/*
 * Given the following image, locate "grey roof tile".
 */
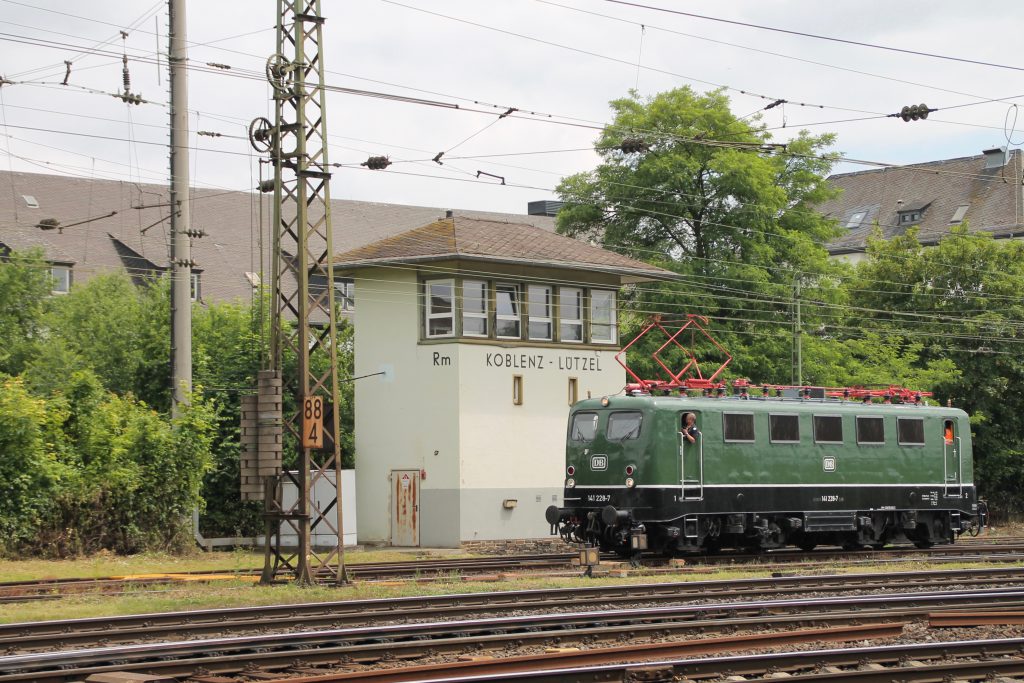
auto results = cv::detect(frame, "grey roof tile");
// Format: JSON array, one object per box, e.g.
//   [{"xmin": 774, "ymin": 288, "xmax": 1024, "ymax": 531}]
[{"xmin": 820, "ymin": 149, "xmax": 1024, "ymax": 254}]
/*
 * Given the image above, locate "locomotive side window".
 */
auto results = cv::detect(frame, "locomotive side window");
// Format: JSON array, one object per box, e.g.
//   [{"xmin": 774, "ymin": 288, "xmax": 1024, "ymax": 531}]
[
  {"xmin": 570, "ymin": 412, "xmax": 598, "ymax": 442},
  {"xmin": 607, "ymin": 411, "xmax": 643, "ymax": 441},
  {"xmin": 856, "ymin": 416, "xmax": 885, "ymax": 445},
  {"xmin": 897, "ymin": 417, "xmax": 925, "ymax": 446},
  {"xmin": 769, "ymin": 414, "xmax": 800, "ymax": 443},
  {"xmin": 813, "ymin": 415, "xmax": 843, "ymax": 444},
  {"xmin": 723, "ymin": 412, "xmax": 755, "ymax": 442}
]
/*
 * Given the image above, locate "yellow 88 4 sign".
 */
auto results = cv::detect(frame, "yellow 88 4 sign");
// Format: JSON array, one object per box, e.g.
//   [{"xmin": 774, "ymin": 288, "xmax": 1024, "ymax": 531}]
[{"xmin": 302, "ymin": 396, "xmax": 324, "ymax": 449}]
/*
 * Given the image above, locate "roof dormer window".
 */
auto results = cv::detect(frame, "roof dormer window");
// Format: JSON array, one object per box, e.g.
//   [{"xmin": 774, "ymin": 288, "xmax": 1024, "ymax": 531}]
[
  {"xmin": 896, "ymin": 199, "xmax": 931, "ymax": 226},
  {"xmin": 845, "ymin": 211, "xmax": 867, "ymax": 229},
  {"xmin": 898, "ymin": 210, "xmax": 922, "ymax": 224}
]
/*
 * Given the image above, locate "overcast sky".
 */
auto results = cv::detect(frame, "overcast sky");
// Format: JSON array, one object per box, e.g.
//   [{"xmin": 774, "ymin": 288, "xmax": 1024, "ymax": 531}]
[{"xmin": 0, "ymin": 0, "xmax": 1021, "ymax": 216}]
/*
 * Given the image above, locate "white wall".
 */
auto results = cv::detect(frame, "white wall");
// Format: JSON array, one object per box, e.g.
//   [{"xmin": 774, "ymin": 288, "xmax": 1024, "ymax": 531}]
[
  {"xmin": 353, "ymin": 268, "xmax": 461, "ymax": 545},
  {"xmin": 456, "ymin": 344, "xmax": 623, "ymax": 540}
]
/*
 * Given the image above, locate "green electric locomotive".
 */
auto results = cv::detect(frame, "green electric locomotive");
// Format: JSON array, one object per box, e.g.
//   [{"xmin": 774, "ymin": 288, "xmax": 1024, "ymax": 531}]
[{"xmin": 545, "ymin": 392, "xmax": 980, "ymax": 555}]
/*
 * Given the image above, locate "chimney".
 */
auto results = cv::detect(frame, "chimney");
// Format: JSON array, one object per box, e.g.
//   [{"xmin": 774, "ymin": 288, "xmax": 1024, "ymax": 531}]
[
  {"xmin": 527, "ymin": 200, "xmax": 564, "ymax": 217},
  {"xmin": 444, "ymin": 209, "xmax": 453, "ymax": 219},
  {"xmin": 983, "ymin": 146, "xmax": 1008, "ymax": 169}
]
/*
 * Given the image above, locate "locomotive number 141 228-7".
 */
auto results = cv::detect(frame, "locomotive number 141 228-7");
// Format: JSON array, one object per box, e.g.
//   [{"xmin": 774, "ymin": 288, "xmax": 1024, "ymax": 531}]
[{"xmin": 585, "ymin": 493, "xmax": 612, "ymax": 503}]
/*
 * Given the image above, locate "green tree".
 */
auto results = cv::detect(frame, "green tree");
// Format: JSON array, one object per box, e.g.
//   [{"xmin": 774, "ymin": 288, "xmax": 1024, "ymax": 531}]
[
  {"xmin": 0, "ymin": 249, "xmax": 52, "ymax": 375},
  {"xmin": 850, "ymin": 225, "xmax": 1024, "ymax": 513},
  {"xmin": 0, "ymin": 376, "xmax": 68, "ymax": 549},
  {"xmin": 556, "ymin": 87, "xmax": 844, "ymax": 384}
]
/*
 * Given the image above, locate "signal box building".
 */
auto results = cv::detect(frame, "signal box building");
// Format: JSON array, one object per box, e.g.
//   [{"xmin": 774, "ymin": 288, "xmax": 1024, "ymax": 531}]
[{"xmin": 334, "ymin": 216, "xmax": 672, "ymax": 547}]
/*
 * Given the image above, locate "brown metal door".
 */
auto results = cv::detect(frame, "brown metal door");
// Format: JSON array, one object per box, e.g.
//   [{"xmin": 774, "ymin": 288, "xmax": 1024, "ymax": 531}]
[{"xmin": 391, "ymin": 469, "xmax": 420, "ymax": 547}]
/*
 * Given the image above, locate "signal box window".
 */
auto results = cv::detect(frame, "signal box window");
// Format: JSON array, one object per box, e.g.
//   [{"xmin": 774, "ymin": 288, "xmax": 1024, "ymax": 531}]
[
  {"xmin": 527, "ymin": 284, "xmax": 553, "ymax": 340},
  {"xmin": 723, "ymin": 412, "xmax": 755, "ymax": 442},
  {"xmin": 856, "ymin": 416, "xmax": 885, "ymax": 445},
  {"xmin": 462, "ymin": 280, "xmax": 488, "ymax": 337},
  {"xmin": 813, "ymin": 415, "xmax": 843, "ymax": 444},
  {"xmin": 590, "ymin": 290, "xmax": 617, "ymax": 344},
  {"xmin": 495, "ymin": 283, "xmax": 521, "ymax": 339},
  {"xmin": 769, "ymin": 414, "xmax": 800, "ymax": 443},
  {"xmin": 559, "ymin": 287, "xmax": 584, "ymax": 342},
  {"xmin": 570, "ymin": 412, "xmax": 598, "ymax": 442},
  {"xmin": 607, "ymin": 411, "xmax": 642, "ymax": 441},
  {"xmin": 425, "ymin": 279, "xmax": 455, "ymax": 337},
  {"xmin": 897, "ymin": 417, "xmax": 925, "ymax": 446}
]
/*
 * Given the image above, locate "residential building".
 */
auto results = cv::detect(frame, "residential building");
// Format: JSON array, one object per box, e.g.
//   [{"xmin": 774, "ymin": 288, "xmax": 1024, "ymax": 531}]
[{"xmin": 820, "ymin": 147, "xmax": 1024, "ymax": 263}]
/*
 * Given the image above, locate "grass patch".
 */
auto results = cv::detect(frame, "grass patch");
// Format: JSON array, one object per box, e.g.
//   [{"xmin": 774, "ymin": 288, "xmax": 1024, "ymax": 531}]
[{"xmin": 0, "ymin": 548, "xmax": 478, "ymax": 583}]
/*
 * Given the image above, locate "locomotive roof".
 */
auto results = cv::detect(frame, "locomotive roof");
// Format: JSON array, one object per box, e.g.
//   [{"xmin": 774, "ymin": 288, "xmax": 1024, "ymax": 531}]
[{"xmin": 573, "ymin": 394, "xmax": 968, "ymax": 418}]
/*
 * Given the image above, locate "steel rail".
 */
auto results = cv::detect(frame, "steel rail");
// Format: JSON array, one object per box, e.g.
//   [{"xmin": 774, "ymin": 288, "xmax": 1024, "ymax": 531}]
[
  {"xmin": 4, "ymin": 588, "xmax": 1024, "ymax": 679},
  {"xmin": 335, "ymin": 636, "xmax": 1024, "ymax": 683},
  {"xmin": 4, "ymin": 566, "xmax": 1024, "ymax": 651}
]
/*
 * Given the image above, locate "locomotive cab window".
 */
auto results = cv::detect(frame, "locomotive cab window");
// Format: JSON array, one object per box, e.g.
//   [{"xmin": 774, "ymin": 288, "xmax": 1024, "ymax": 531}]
[
  {"xmin": 769, "ymin": 414, "xmax": 800, "ymax": 443},
  {"xmin": 856, "ymin": 416, "xmax": 885, "ymax": 445},
  {"xmin": 607, "ymin": 411, "xmax": 642, "ymax": 441},
  {"xmin": 570, "ymin": 412, "xmax": 598, "ymax": 442},
  {"xmin": 897, "ymin": 417, "xmax": 925, "ymax": 446},
  {"xmin": 813, "ymin": 415, "xmax": 843, "ymax": 444},
  {"xmin": 723, "ymin": 412, "xmax": 755, "ymax": 442}
]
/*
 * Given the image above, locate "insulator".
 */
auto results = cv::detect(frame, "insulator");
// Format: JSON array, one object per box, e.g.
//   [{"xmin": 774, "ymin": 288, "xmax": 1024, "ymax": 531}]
[
  {"xmin": 619, "ymin": 137, "xmax": 647, "ymax": 154},
  {"xmin": 361, "ymin": 155, "xmax": 391, "ymax": 170},
  {"xmin": 122, "ymin": 54, "xmax": 131, "ymax": 91},
  {"xmin": 900, "ymin": 103, "xmax": 930, "ymax": 122},
  {"xmin": 258, "ymin": 179, "xmax": 276, "ymax": 193},
  {"xmin": 182, "ymin": 228, "xmax": 207, "ymax": 239}
]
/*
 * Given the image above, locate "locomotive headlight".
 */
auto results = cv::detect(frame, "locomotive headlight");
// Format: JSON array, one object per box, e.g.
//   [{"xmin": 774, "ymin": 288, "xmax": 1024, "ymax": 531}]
[
  {"xmin": 625, "ymin": 477, "xmax": 635, "ymax": 488},
  {"xmin": 625, "ymin": 465, "xmax": 635, "ymax": 476},
  {"xmin": 566, "ymin": 478, "xmax": 576, "ymax": 488},
  {"xmin": 566, "ymin": 465, "xmax": 575, "ymax": 476}
]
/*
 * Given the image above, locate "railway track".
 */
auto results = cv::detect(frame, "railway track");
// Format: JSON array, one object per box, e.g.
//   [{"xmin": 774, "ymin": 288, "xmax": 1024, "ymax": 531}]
[
  {"xmin": 0, "ymin": 553, "xmax": 579, "ymax": 601},
  {"xmin": 4, "ymin": 566, "xmax": 1024, "ymax": 652},
  {"xmin": 6, "ymin": 586, "xmax": 1024, "ymax": 681},
  {"xmin": 342, "ymin": 636, "xmax": 1024, "ymax": 682},
  {"xmin": 3, "ymin": 538, "xmax": 1023, "ymax": 603}
]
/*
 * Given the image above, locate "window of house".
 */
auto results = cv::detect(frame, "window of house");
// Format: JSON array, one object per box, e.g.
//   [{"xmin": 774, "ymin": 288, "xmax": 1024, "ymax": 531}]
[
  {"xmin": 723, "ymin": 412, "xmax": 755, "ymax": 442},
  {"xmin": 950, "ymin": 204, "xmax": 969, "ymax": 223},
  {"xmin": 813, "ymin": 415, "xmax": 843, "ymax": 443},
  {"xmin": 899, "ymin": 210, "xmax": 922, "ymax": 224},
  {"xmin": 570, "ymin": 411, "xmax": 597, "ymax": 441},
  {"xmin": 845, "ymin": 211, "xmax": 867, "ymax": 229},
  {"xmin": 335, "ymin": 280, "xmax": 355, "ymax": 310},
  {"xmin": 425, "ymin": 279, "xmax": 455, "ymax": 338},
  {"xmin": 607, "ymin": 411, "xmax": 642, "ymax": 440},
  {"xmin": 245, "ymin": 271, "xmax": 261, "ymax": 289},
  {"xmin": 897, "ymin": 417, "xmax": 925, "ymax": 446},
  {"xmin": 590, "ymin": 289, "xmax": 616, "ymax": 343},
  {"xmin": 769, "ymin": 413, "xmax": 800, "ymax": 443},
  {"xmin": 496, "ymin": 283, "xmax": 521, "ymax": 339},
  {"xmin": 50, "ymin": 265, "xmax": 70, "ymax": 294},
  {"xmin": 559, "ymin": 287, "xmax": 583, "ymax": 342},
  {"xmin": 462, "ymin": 280, "xmax": 488, "ymax": 337},
  {"xmin": 568, "ymin": 377, "xmax": 579, "ymax": 405},
  {"xmin": 527, "ymin": 284, "xmax": 553, "ymax": 340},
  {"xmin": 512, "ymin": 374, "xmax": 523, "ymax": 405},
  {"xmin": 856, "ymin": 416, "xmax": 885, "ymax": 444},
  {"xmin": 190, "ymin": 272, "xmax": 201, "ymax": 301}
]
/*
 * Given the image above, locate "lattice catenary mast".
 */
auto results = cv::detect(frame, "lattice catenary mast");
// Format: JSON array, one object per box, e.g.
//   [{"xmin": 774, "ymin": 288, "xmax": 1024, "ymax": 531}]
[{"xmin": 245, "ymin": 0, "xmax": 346, "ymax": 585}]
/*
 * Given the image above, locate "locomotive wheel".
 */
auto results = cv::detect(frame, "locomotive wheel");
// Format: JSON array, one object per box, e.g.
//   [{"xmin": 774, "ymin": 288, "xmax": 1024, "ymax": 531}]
[{"xmin": 914, "ymin": 540, "xmax": 934, "ymax": 549}]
